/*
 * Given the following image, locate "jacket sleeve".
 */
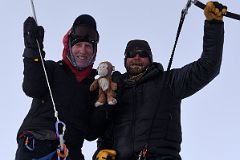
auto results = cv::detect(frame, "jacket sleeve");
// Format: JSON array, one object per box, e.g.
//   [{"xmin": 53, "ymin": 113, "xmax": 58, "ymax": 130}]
[
  {"xmin": 92, "ymin": 122, "xmax": 115, "ymax": 160},
  {"xmin": 22, "ymin": 56, "xmax": 54, "ymax": 99},
  {"xmin": 169, "ymin": 20, "xmax": 224, "ymax": 99},
  {"xmin": 85, "ymin": 104, "xmax": 114, "ymax": 141}
]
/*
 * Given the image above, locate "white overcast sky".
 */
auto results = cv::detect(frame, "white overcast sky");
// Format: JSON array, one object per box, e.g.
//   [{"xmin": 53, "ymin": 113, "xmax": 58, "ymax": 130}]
[{"xmin": 0, "ymin": 0, "xmax": 239, "ymax": 159}]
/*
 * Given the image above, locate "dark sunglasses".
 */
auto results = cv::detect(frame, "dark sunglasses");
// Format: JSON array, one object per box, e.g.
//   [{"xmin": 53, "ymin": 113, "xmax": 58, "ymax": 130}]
[{"xmin": 125, "ymin": 50, "xmax": 149, "ymax": 58}]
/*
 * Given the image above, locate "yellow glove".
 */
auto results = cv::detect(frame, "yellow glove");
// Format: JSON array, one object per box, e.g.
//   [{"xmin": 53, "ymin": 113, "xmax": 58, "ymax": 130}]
[
  {"xmin": 204, "ymin": 1, "xmax": 227, "ymax": 21},
  {"xmin": 96, "ymin": 149, "xmax": 117, "ymax": 160}
]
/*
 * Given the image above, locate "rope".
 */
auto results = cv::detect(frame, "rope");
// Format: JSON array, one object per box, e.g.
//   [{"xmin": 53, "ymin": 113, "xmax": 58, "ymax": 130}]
[
  {"xmin": 29, "ymin": 0, "xmax": 66, "ymax": 152},
  {"xmin": 35, "ymin": 40, "xmax": 60, "ymax": 121}
]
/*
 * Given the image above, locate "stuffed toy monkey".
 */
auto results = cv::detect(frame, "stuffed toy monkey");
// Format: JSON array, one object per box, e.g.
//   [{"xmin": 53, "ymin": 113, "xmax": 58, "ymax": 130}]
[{"xmin": 90, "ymin": 61, "xmax": 117, "ymax": 107}]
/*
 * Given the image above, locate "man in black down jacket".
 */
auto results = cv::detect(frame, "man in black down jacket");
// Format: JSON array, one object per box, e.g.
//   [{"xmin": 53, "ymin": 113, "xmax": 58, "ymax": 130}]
[
  {"xmin": 15, "ymin": 14, "xmax": 111, "ymax": 160},
  {"xmin": 94, "ymin": 2, "xmax": 226, "ymax": 160}
]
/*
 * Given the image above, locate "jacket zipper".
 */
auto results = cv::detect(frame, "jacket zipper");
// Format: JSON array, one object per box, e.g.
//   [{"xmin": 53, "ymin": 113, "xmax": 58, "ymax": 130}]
[{"xmin": 131, "ymin": 86, "xmax": 137, "ymax": 157}]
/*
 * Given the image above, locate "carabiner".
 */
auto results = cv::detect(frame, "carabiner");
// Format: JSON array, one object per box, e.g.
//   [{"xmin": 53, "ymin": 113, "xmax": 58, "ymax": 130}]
[
  {"xmin": 24, "ymin": 136, "xmax": 35, "ymax": 151},
  {"xmin": 55, "ymin": 121, "xmax": 66, "ymax": 150}
]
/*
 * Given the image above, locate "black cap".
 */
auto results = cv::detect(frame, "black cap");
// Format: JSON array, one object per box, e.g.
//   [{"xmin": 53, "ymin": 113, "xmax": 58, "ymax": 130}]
[
  {"xmin": 72, "ymin": 14, "xmax": 97, "ymax": 30},
  {"xmin": 70, "ymin": 14, "xmax": 99, "ymax": 46},
  {"xmin": 124, "ymin": 39, "xmax": 153, "ymax": 63}
]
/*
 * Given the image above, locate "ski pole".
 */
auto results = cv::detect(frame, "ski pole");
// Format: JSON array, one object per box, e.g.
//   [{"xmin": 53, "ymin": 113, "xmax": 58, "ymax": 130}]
[{"xmin": 192, "ymin": 0, "xmax": 240, "ymax": 21}]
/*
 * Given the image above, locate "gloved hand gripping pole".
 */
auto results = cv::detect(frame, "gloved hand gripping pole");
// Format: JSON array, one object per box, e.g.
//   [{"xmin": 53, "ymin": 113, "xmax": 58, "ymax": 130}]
[{"xmin": 192, "ymin": 0, "xmax": 240, "ymax": 21}]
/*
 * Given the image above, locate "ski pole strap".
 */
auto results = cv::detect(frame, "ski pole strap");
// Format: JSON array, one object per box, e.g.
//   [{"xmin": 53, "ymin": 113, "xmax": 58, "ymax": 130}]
[{"xmin": 193, "ymin": 0, "xmax": 240, "ymax": 21}]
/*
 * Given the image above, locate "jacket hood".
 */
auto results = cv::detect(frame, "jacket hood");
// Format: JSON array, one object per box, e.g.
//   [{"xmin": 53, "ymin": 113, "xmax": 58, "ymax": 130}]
[
  {"xmin": 62, "ymin": 30, "xmax": 93, "ymax": 82},
  {"xmin": 62, "ymin": 30, "xmax": 71, "ymax": 61},
  {"xmin": 152, "ymin": 62, "xmax": 164, "ymax": 72}
]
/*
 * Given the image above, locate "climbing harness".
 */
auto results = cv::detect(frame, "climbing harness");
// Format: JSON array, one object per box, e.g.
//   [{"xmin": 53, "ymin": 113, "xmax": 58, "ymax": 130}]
[
  {"xmin": 29, "ymin": 0, "xmax": 68, "ymax": 159},
  {"xmin": 24, "ymin": 135, "xmax": 35, "ymax": 151},
  {"xmin": 57, "ymin": 144, "xmax": 69, "ymax": 160},
  {"xmin": 138, "ymin": 144, "xmax": 148, "ymax": 160}
]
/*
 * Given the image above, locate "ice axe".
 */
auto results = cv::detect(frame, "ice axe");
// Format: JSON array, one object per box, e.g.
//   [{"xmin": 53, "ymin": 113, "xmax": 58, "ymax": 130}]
[{"xmin": 167, "ymin": 0, "xmax": 239, "ymax": 71}]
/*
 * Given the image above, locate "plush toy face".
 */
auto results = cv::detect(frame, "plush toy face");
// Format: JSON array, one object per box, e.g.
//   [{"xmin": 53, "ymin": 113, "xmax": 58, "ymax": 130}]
[{"xmin": 97, "ymin": 61, "xmax": 114, "ymax": 77}]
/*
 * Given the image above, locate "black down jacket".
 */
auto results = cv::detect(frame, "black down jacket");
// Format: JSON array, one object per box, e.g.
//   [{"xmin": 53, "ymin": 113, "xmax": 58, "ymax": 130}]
[
  {"xmin": 96, "ymin": 21, "xmax": 224, "ymax": 160},
  {"xmin": 17, "ymin": 58, "xmax": 109, "ymax": 149}
]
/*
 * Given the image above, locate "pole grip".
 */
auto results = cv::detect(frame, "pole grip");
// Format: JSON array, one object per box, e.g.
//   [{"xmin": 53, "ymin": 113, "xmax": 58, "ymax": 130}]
[{"xmin": 193, "ymin": 0, "xmax": 240, "ymax": 21}]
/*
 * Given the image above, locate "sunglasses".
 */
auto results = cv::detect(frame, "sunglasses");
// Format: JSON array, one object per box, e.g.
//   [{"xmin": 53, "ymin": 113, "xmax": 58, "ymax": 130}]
[{"xmin": 125, "ymin": 50, "xmax": 149, "ymax": 58}]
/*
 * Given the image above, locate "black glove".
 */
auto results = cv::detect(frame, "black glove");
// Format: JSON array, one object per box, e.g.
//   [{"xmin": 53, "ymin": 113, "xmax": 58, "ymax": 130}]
[
  {"xmin": 112, "ymin": 71, "xmax": 124, "ymax": 100},
  {"xmin": 23, "ymin": 17, "xmax": 44, "ymax": 50},
  {"xmin": 23, "ymin": 17, "xmax": 45, "ymax": 59}
]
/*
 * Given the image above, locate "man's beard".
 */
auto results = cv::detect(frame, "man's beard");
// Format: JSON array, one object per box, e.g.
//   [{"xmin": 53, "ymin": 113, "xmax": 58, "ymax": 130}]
[{"xmin": 126, "ymin": 62, "xmax": 148, "ymax": 76}]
